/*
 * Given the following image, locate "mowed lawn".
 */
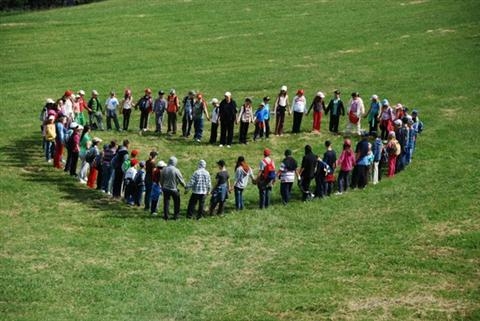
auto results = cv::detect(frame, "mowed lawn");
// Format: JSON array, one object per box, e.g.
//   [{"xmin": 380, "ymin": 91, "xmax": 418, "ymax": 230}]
[{"xmin": 0, "ymin": 0, "xmax": 479, "ymax": 320}]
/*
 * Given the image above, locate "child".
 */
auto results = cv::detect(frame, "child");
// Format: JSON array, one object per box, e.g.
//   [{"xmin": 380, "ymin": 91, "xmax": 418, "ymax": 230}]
[
  {"xmin": 150, "ymin": 160, "xmax": 166, "ymax": 216},
  {"xmin": 153, "ymin": 90, "xmax": 166, "ymax": 134},
  {"xmin": 386, "ymin": 131, "xmax": 400, "ymax": 177},
  {"xmin": 371, "ymin": 132, "xmax": 383, "ymax": 185},
  {"xmin": 210, "ymin": 160, "xmax": 230, "ymax": 215},
  {"xmin": 86, "ymin": 137, "xmax": 102, "ymax": 188},
  {"xmin": 185, "ymin": 160, "xmax": 212, "ymax": 219},
  {"xmin": 263, "ymin": 96, "xmax": 271, "ymax": 138},
  {"xmin": 44, "ymin": 115, "xmax": 56, "ymax": 163},
  {"xmin": 233, "ymin": 156, "xmax": 255, "ymax": 210},
  {"xmin": 209, "ymin": 98, "xmax": 220, "ymax": 144},
  {"xmin": 257, "ymin": 149, "xmax": 276, "ymax": 208},
  {"xmin": 379, "ymin": 99, "xmax": 394, "ymax": 140},
  {"xmin": 237, "ymin": 97, "xmax": 253, "ymax": 144},
  {"xmin": 54, "ymin": 115, "xmax": 67, "ymax": 169},
  {"xmin": 323, "ymin": 140, "xmax": 337, "ymax": 196},
  {"xmin": 120, "ymin": 89, "xmax": 133, "ymax": 131},
  {"xmin": 105, "ymin": 91, "xmax": 121, "ymax": 131},
  {"xmin": 124, "ymin": 159, "xmax": 139, "ymax": 205},
  {"xmin": 335, "ymin": 139, "xmax": 356, "ymax": 195},
  {"xmin": 277, "ymin": 149, "xmax": 298, "ymax": 205},
  {"xmin": 290, "ymin": 89, "xmax": 307, "ymax": 134},
  {"xmin": 274, "ymin": 85, "xmax": 289, "ymax": 136},
  {"xmin": 307, "ymin": 91, "xmax": 325, "ymax": 133},
  {"xmin": 134, "ymin": 161, "xmax": 146, "ymax": 207},
  {"xmin": 314, "ymin": 156, "xmax": 330, "ymax": 198},
  {"xmin": 253, "ymin": 102, "xmax": 268, "ymax": 141},
  {"xmin": 366, "ymin": 94, "xmax": 381, "ymax": 134}
]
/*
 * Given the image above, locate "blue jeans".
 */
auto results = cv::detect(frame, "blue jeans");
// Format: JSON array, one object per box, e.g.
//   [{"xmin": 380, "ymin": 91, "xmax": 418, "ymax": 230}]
[
  {"xmin": 234, "ymin": 187, "xmax": 244, "ymax": 210},
  {"xmin": 338, "ymin": 170, "xmax": 350, "ymax": 193},
  {"xmin": 258, "ymin": 184, "xmax": 271, "ymax": 209},
  {"xmin": 144, "ymin": 182, "xmax": 152, "ymax": 210},
  {"xmin": 101, "ymin": 163, "xmax": 112, "ymax": 192},
  {"xmin": 280, "ymin": 182, "xmax": 293, "ymax": 205},
  {"xmin": 136, "ymin": 185, "xmax": 145, "ymax": 206},
  {"xmin": 45, "ymin": 140, "xmax": 55, "ymax": 161},
  {"xmin": 193, "ymin": 118, "xmax": 204, "ymax": 140},
  {"xmin": 106, "ymin": 110, "xmax": 120, "ymax": 130}
]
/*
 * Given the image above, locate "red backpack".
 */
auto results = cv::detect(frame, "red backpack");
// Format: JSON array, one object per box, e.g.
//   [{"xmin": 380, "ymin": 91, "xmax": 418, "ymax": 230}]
[{"xmin": 262, "ymin": 158, "xmax": 276, "ymax": 181}]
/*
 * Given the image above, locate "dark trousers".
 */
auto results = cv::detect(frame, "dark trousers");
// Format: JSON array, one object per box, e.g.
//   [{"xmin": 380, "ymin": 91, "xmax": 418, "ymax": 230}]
[
  {"xmin": 64, "ymin": 147, "xmax": 72, "ymax": 173},
  {"xmin": 292, "ymin": 111, "xmax": 303, "ymax": 133},
  {"xmin": 220, "ymin": 121, "xmax": 234, "ymax": 145},
  {"xmin": 338, "ymin": 170, "xmax": 350, "ymax": 193},
  {"xmin": 258, "ymin": 185, "xmax": 272, "ymax": 209},
  {"xmin": 193, "ymin": 118, "xmax": 203, "ymax": 140},
  {"xmin": 253, "ymin": 122, "xmax": 264, "ymax": 140},
  {"xmin": 357, "ymin": 165, "xmax": 369, "ymax": 189},
  {"xmin": 139, "ymin": 109, "xmax": 149, "ymax": 130},
  {"xmin": 122, "ymin": 109, "xmax": 131, "ymax": 130},
  {"xmin": 101, "ymin": 163, "xmax": 112, "ymax": 192},
  {"xmin": 239, "ymin": 121, "xmax": 249, "ymax": 144},
  {"xmin": 265, "ymin": 119, "xmax": 270, "ymax": 138},
  {"xmin": 368, "ymin": 118, "xmax": 379, "ymax": 134},
  {"xmin": 182, "ymin": 114, "xmax": 193, "ymax": 137},
  {"xmin": 329, "ymin": 115, "xmax": 340, "ymax": 133},
  {"xmin": 187, "ymin": 193, "xmax": 206, "ymax": 219},
  {"xmin": 163, "ymin": 189, "xmax": 180, "ymax": 220},
  {"xmin": 350, "ymin": 166, "xmax": 359, "ymax": 189},
  {"xmin": 167, "ymin": 112, "xmax": 177, "ymax": 134},
  {"xmin": 209, "ymin": 122, "xmax": 219, "ymax": 144},
  {"xmin": 280, "ymin": 182, "xmax": 293, "ymax": 205},
  {"xmin": 107, "ymin": 111, "xmax": 120, "ymax": 130},
  {"xmin": 301, "ymin": 176, "xmax": 312, "ymax": 201},
  {"xmin": 275, "ymin": 108, "xmax": 286, "ymax": 135},
  {"xmin": 112, "ymin": 167, "xmax": 124, "ymax": 198},
  {"xmin": 315, "ymin": 176, "xmax": 326, "ymax": 198},
  {"xmin": 96, "ymin": 165, "xmax": 103, "ymax": 190},
  {"xmin": 69, "ymin": 151, "xmax": 79, "ymax": 176},
  {"xmin": 144, "ymin": 182, "xmax": 152, "ymax": 210}
]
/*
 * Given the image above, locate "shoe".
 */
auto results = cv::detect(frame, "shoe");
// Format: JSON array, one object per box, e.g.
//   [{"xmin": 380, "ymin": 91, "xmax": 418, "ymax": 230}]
[
  {"xmin": 79, "ymin": 179, "xmax": 87, "ymax": 184},
  {"xmin": 226, "ymin": 145, "xmax": 231, "ymax": 148},
  {"xmin": 152, "ymin": 212, "xmax": 158, "ymax": 216},
  {"xmin": 334, "ymin": 192, "xmax": 343, "ymax": 195},
  {"xmin": 195, "ymin": 139, "xmax": 201, "ymax": 143},
  {"xmin": 219, "ymin": 144, "xmax": 223, "ymax": 147}
]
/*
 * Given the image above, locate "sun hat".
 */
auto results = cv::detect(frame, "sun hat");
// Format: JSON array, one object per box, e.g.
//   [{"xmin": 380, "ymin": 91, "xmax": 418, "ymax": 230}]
[
  {"xmin": 343, "ymin": 138, "xmax": 352, "ymax": 147},
  {"xmin": 92, "ymin": 137, "xmax": 102, "ymax": 144},
  {"xmin": 75, "ymin": 94, "xmax": 80, "ymax": 99},
  {"xmin": 280, "ymin": 85, "xmax": 287, "ymax": 92},
  {"xmin": 412, "ymin": 109, "xmax": 418, "ymax": 115},
  {"xmin": 224, "ymin": 91, "xmax": 232, "ymax": 97},
  {"xmin": 189, "ymin": 90, "xmax": 196, "ymax": 96},
  {"xmin": 263, "ymin": 96, "xmax": 270, "ymax": 101},
  {"xmin": 131, "ymin": 149, "xmax": 139, "ymax": 157},
  {"xmin": 64, "ymin": 90, "xmax": 73, "ymax": 97},
  {"xmin": 77, "ymin": 125, "xmax": 84, "ymax": 131},
  {"xmin": 211, "ymin": 98, "xmax": 219, "ymax": 104},
  {"xmin": 47, "ymin": 109, "xmax": 57, "ymax": 116},
  {"xmin": 198, "ymin": 159, "xmax": 207, "ymax": 168},
  {"xmin": 139, "ymin": 161, "xmax": 146, "ymax": 168},
  {"xmin": 78, "ymin": 90, "xmax": 85, "ymax": 96},
  {"xmin": 395, "ymin": 103, "xmax": 403, "ymax": 109},
  {"xmin": 316, "ymin": 91, "xmax": 325, "ymax": 98},
  {"xmin": 170, "ymin": 89, "xmax": 176, "ymax": 95},
  {"xmin": 92, "ymin": 90, "xmax": 98, "ymax": 96},
  {"xmin": 46, "ymin": 98, "xmax": 55, "ymax": 104},
  {"xmin": 158, "ymin": 90, "xmax": 165, "ymax": 95},
  {"xmin": 156, "ymin": 160, "xmax": 167, "ymax": 168},
  {"xmin": 394, "ymin": 119, "xmax": 402, "ymax": 126},
  {"xmin": 263, "ymin": 148, "xmax": 271, "ymax": 156},
  {"xmin": 382, "ymin": 99, "xmax": 389, "ymax": 106},
  {"xmin": 69, "ymin": 121, "xmax": 78, "ymax": 129},
  {"xmin": 388, "ymin": 131, "xmax": 396, "ymax": 138},
  {"xmin": 371, "ymin": 94, "xmax": 379, "ymax": 100}
]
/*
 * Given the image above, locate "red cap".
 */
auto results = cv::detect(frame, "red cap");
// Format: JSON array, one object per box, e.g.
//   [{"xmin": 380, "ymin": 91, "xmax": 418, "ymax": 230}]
[
  {"xmin": 64, "ymin": 90, "xmax": 73, "ymax": 97},
  {"xmin": 130, "ymin": 159, "xmax": 139, "ymax": 167},
  {"xmin": 263, "ymin": 148, "xmax": 271, "ymax": 156},
  {"xmin": 297, "ymin": 89, "xmax": 304, "ymax": 96},
  {"xmin": 131, "ymin": 149, "xmax": 139, "ymax": 157}
]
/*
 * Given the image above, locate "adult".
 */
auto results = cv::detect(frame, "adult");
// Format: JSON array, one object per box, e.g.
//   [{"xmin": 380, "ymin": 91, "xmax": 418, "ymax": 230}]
[
  {"xmin": 256, "ymin": 149, "xmax": 275, "ymax": 209},
  {"xmin": 237, "ymin": 97, "xmax": 253, "ymax": 144},
  {"xmin": 153, "ymin": 90, "xmax": 167, "ymax": 134},
  {"xmin": 180, "ymin": 90, "xmax": 195, "ymax": 137},
  {"xmin": 366, "ymin": 94, "xmax": 381, "ymax": 134},
  {"xmin": 210, "ymin": 160, "xmax": 230, "ymax": 215},
  {"xmin": 307, "ymin": 91, "xmax": 325, "ymax": 133},
  {"xmin": 166, "ymin": 89, "xmax": 179, "ymax": 135},
  {"xmin": 325, "ymin": 89, "xmax": 345, "ymax": 134},
  {"xmin": 160, "ymin": 156, "xmax": 186, "ymax": 220},
  {"xmin": 274, "ymin": 85, "xmax": 289, "ymax": 136},
  {"xmin": 218, "ymin": 91, "xmax": 237, "ymax": 147},
  {"xmin": 186, "ymin": 160, "xmax": 211, "ymax": 219},
  {"xmin": 136, "ymin": 88, "xmax": 153, "ymax": 132},
  {"xmin": 386, "ymin": 131, "xmax": 400, "ymax": 177},
  {"xmin": 354, "ymin": 132, "xmax": 371, "ymax": 189},
  {"xmin": 120, "ymin": 88, "xmax": 133, "ymax": 131},
  {"xmin": 63, "ymin": 90, "xmax": 75, "ymax": 122},
  {"xmin": 299, "ymin": 145, "xmax": 317, "ymax": 201},
  {"xmin": 63, "ymin": 122, "xmax": 78, "ymax": 174},
  {"xmin": 278, "ymin": 149, "xmax": 298, "ymax": 205},
  {"xmin": 150, "ymin": 160, "xmax": 166, "ymax": 216},
  {"xmin": 101, "ymin": 140, "xmax": 117, "ymax": 193},
  {"xmin": 69, "ymin": 125, "xmax": 83, "ymax": 177},
  {"xmin": 112, "ymin": 139, "xmax": 130, "ymax": 198},
  {"xmin": 346, "ymin": 92, "xmax": 365, "ymax": 135},
  {"xmin": 291, "ymin": 89, "xmax": 307, "ymax": 134},
  {"xmin": 88, "ymin": 90, "xmax": 103, "ymax": 130},
  {"xmin": 144, "ymin": 151, "xmax": 158, "ymax": 211},
  {"xmin": 105, "ymin": 91, "xmax": 121, "ymax": 131},
  {"xmin": 78, "ymin": 125, "xmax": 92, "ymax": 184},
  {"xmin": 192, "ymin": 93, "xmax": 210, "ymax": 142}
]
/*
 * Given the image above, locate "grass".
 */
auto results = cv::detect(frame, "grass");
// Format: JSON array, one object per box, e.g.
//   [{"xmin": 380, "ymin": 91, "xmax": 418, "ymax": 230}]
[{"xmin": 0, "ymin": 0, "xmax": 479, "ymax": 320}]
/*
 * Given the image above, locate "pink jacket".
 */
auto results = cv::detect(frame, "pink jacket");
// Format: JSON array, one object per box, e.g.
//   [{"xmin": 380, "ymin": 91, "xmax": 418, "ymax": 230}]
[{"xmin": 337, "ymin": 150, "xmax": 356, "ymax": 171}]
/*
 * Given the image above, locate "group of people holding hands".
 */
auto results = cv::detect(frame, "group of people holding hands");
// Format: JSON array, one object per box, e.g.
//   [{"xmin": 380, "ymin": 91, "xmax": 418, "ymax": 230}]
[{"xmin": 39, "ymin": 86, "xmax": 424, "ymax": 219}]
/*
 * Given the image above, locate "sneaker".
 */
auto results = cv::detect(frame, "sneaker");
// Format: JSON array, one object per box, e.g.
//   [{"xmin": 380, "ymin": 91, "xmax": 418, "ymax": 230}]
[
  {"xmin": 226, "ymin": 145, "xmax": 231, "ymax": 148},
  {"xmin": 219, "ymin": 144, "xmax": 224, "ymax": 147},
  {"xmin": 334, "ymin": 192, "xmax": 343, "ymax": 195},
  {"xmin": 79, "ymin": 179, "xmax": 87, "ymax": 184},
  {"xmin": 152, "ymin": 212, "xmax": 158, "ymax": 217},
  {"xmin": 195, "ymin": 139, "xmax": 201, "ymax": 143}
]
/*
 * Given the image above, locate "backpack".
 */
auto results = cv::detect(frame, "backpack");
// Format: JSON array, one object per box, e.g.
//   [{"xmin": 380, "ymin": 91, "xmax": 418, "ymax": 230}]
[
  {"xmin": 394, "ymin": 141, "xmax": 401, "ymax": 156},
  {"xmin": 85, "ymin": 147, "xmax": 97, "ymax": 163},
  {"xmin": 122, "ymin": 158, "xmax": 131, "ymax": 173},
  {"xmin": 315, "ymin": 159, "xmax": 330, "ymax": 178},
  {"xmin": 262, "ymin": 158, "xmax": 276, "ymax": 182},
  {"xmin": 348, "ymin": 110, "xmax": 359, "ymax": 124},
  {"xmin": 138, "ymin": 96, "xmax": 149, "ymax": 111}
]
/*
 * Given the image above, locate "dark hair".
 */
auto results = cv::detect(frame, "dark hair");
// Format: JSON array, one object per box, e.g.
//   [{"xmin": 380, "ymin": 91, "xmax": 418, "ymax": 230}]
[
  {"xmin": 325, "ymin": 140, "xmax": 332, "ymax": 148},
  {"xmin": 305, "ymin": 145, "xmax": 312, "ymax": 154},
  {"xmin": 80, "ymin": 125, "xmax": 91, "ymax": 141},
  {"xmin": 123, "ymin": 139, "xmax": 130, "ymax": 147}
]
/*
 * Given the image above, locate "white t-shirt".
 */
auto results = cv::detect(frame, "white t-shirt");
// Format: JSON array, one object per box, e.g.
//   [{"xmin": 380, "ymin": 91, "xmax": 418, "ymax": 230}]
[
  {"xmin": 106, "ymin": 97, "xmax": 119, "ymax": 111},
  {"xmin": 292, "ymin": 95, "xmax": 307, "ymax": 113}
]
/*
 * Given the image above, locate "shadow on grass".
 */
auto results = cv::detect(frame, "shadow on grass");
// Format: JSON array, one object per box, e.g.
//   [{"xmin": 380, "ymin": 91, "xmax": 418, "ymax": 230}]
[{"xmin": 0, "ymin": 132, "xmax": 152, "ymax": 219}]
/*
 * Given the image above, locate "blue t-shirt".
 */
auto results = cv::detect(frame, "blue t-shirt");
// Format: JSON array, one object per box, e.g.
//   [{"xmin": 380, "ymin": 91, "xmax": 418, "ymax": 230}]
[
  {"xmin": 264, "ymin": 103, "xmax": 270, "ymax": 120},
  {"xmin": 255, "ymin": 108, "xmax": 268, "ymax": 122}
]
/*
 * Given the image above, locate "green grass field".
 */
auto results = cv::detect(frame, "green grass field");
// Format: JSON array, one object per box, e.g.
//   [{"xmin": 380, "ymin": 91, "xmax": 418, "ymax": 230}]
[{"xmin": 1, "ymin": 0, "xmax": 479, "ymax": 320}]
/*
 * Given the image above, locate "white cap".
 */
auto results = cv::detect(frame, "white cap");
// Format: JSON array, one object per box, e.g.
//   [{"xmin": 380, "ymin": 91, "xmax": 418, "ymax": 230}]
[
  {"xmin": 280, "ymin": 85, "xmax": 287, "ymax": 92},
  {"xmin": 46, "ymin": 98, "xmax": 55, "ymax": 104},
  {"xmin": 170, "ymin": 89, "xmax": 176, "ymax": 94},
  {"xmin": 77, "ymin": 125, "xmax": 84, "ymax": 130},
  {"xmin": 394, "ymin": 119, "xmax": 402, "ymax": 126},
  {"xmin": 92, "ymin": 137, "xmax": 102, "ymax": 143},
  {"xmin": 371, "ymin": 94, "xmax": 378, "ymax": 100},
  {"xmin": 316, "ymin": 91, "xmax": 325, "ymax": 98},
  {"xmin": 69, "ymin": 121, "xmax": 78, "ymax": 129},
  {"xmin": 78, "ymin": 90, "xmax": 85, "ymax": 96},
  {"xmin": 211, "ymin": 98, "xmax": 219, "ymax": 104},
  {"xmin": 224, "ymin": 91, "xmax": 232, "ymax": 97},
  {"xmin": 395, "ymin": 103, "xmax": 403, "ymax": 109},
  {"xmin": 92, "ymin": 90, "xmax": 98, "ymax": 96},
  {"xmin": 75, "ymin": 94, "xmax": 81, "ymax": 99},
  {"xmin": 157, "ymin": 160, "xmax": 167, "ymax": 168},
  {"xmin": 48, "ymin": 115, "xmax": 55, "ymax": 120}
]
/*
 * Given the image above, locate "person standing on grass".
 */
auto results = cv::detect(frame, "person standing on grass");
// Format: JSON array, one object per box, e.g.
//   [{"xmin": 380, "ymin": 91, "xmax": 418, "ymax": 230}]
[
  {"xmin": 299, "ymin": 145, "xmax": 317, "ymax": 201},
  {"xmin": 160, "ymin": 156, "xmax": 186, "ymax": 220},
  {"xmin": 274, "ymin": 85, "xmax": 289, "ymax": 136},
  {"xmin": 63, "ymin": 90, "xmax": 75, "ymax": 122},
  {"xmin": 144, "ymin": 151, "xmax": 158, "ymax": 211},
  {"xmin": 153, "ymin": 90, "xmax": 167, "ymax": 134},
  {"xmin": 124, "ymin": 159, "xmax": 138, "ymax": 205},
  {"xmin": 253, "ymin": 102, "xmax": 268, "ymax": 141},
  {"xmin": 180, "ymin": 90, "xmax": 195, "ymax": 137},
  {"xmin": 69, "ymin": 125, "xmax": 83, "ymax": 177},
  {"xmin": 411, "ymin": 109, "xmax": 423, "ymax": 154},
  {"xmin": 136, "ymin": 88, "xmax": 153, "ymax": 133},
  {"xmin": 54, "ymin": 115, "xmax": 67, "ymax": 169},
  {"xmin": 379, "ymin": 99, "xmax": 395, "ymax": 140},
  {"xmin": 323, "ymin": 140, "xmax": 337, "ymax": 196},
  {"xmin": 291, "ymin": 89, "xmax": 307, "ymax": 134},
  {"xmin": 101, "ymin": 140, "xmax": 117, "ymax": 193},
  {"xmin": 105, "ymin": 91, "xmax": 121, "ymax": 131},
  {"xmin": 237, "ymin": 97, "xmax": 254, "ymax": 144},
  {"xmin": 233, "ymin": 156, "xmax": 255, "ymax": 211},
  {"xmin": 44, "ymin": 115, "xmax": 56, "ymax": 163},
  {"xmin": 192, "ymin": 93, "xmax": 210, "ymax": 142},
  {"xmin": 371, "ymin": 132, "xmax": 383, "ymax": 185},
  {"xmin": 277, "ymin": 149, "xmax": 298, "ymax": 205},
  {"xmin": 210, "ymin": 160, "xmax": 231, "ymax": 215},
  {"xmin": 256, "ymin": 149, "xmax": 276, "ymax": 209},
  {"xmin": 78, "ymin": 125, "xmax": 92, "ymax": 184},
  {"xmin": 307, "ymin": 91, "xmax": 325, "ymax": 133},
  {"xmin": 134, "ymin": 161, "xmax": 146, "ymax": 207},
  {"xmin": 335, "ymin": 139, "xmax": 356, "ymax": 195},
  {"xmin": 150, "ymin": 160, "xmax": 166, "ymax": 216},
  {"xmin": 346, "ymin": 92, "xmax": 365, "ymax": 135},
  {"xmin": 366, "ymin": 94, "xmax": 381, "ymax": 134},
  {"xmin": 86, "ymin": 137, "xmax": 102, "ymax": 188},
  {"xmin": 63, "ymin": 122, "xmax": 78, "ymax": 174},
  {"xmin": 263, "ymin": 96, "xmax": 271, "ymax": 138},
  {"xmin": 325, "ymin": 89, "xmax": 345, "ymax": 134},
  {"xmin": 354, "ymin": 132, "xmax": 371, "ymax": 189},
  {"xmin": 166, "ymin": 89, "xmax": 180, "ymax": 135},
  {"xmin": 88, "ymin": 90, "xmax": 103, "ymax": 130},
  {"xmin": 386, "ymin": 131, "xmax": 400, "ymax": 177},
  {"xmin": 112, "ymin": 139, "xmax": 130, "ymax": 198},
  {"xmin": 120, "ymin": 89, "xmax": 133, "ymax": 131},
  {"xmin": 219, "ymin": 91, "xmax": 237, "ymax": 148},
  {"xmin": 186, "ymin": 159, "xmax": 212, "ymax": 219},
  {"xmin": 209, "ymin": 98, "xmax": 220, "ymax": 144},
  {"xmin": 77, "ymin": 90, "xmax": 89, "ymax": 126}
]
